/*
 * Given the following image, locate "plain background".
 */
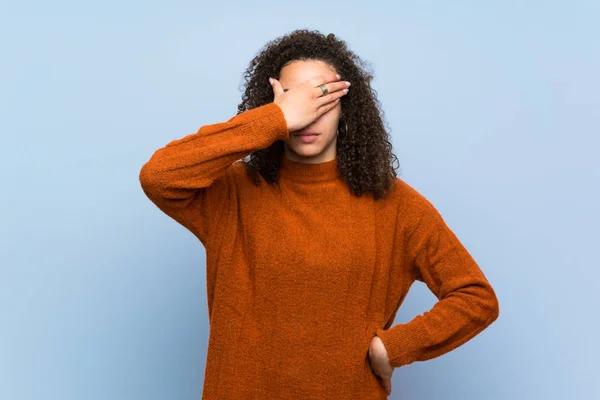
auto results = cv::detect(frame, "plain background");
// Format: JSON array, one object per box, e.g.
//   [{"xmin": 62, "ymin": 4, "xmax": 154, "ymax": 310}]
[{"xmin": 1, "ymin": 1, "xmax": 598, "ymax": 399}]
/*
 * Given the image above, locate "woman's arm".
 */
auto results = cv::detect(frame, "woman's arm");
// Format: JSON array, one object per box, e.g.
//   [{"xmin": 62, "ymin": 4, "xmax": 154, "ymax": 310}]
[
  {"xmin": 138, "ymin": 102, "xmax": 289, "ymax": 244},
  {"xmin": 376, "ymin": 199, "xmax": 500, "ymax": 368}
]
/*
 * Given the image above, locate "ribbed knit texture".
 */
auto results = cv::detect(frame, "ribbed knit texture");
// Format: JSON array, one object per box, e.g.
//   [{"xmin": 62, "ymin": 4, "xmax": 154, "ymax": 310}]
[{"xmin": 139, "ymin": 102, "xmax": 500, "ymax": 399}]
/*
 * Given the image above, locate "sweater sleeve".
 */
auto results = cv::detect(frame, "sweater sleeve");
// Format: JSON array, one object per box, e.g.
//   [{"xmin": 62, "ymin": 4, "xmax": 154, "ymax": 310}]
[
  {"xmin": 375, "ymin": 200, "xmax": 500, "ymax": 368},
  {"xmin": 138, "ymin": 102, "xmax": 289, "ymax": 244}
]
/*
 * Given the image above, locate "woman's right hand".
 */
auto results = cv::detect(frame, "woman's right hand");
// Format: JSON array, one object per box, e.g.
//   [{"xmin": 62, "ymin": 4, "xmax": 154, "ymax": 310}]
[{"xmin": 269, "ymin": 74, "xmax": 350, "ymax": 133}]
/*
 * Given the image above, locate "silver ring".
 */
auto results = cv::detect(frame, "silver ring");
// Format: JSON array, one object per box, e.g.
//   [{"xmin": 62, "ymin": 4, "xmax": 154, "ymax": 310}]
[{"xmin": 318, "ymin": 84, "xmax": 329, "ymax": 96}]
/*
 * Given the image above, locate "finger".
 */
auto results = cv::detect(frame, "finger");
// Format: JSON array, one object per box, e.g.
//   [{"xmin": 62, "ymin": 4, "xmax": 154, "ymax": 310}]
[
  {"xmin": 329, "ymin": 80, "xmax": 351, "ymax": 92},
  {"xmin": 313, "ymin": 81, "xmax": 349, "ymax": 100},
  {"xmin": 316, "ymin": 98, "xmax": 340, "ymax": 117},
  {"xmin": 316, "ymin": 88, "xmax": 348, "ymax": 107},
  {"xmin": 314, "ymin": 80, "xmax": 349, "ymax": 97},
  {"xmin": 308, "ymin": 73, "xmax": 341, "ymax": 89},
  {"xmin": 312, "ymin": 81, "xmax": 348, "ymax": 97},
  {"xmin": 270, "ymin": 77, "xmax": 283, "ymax": 97},
  {"xmin": 382, "ymin": 378, "xmax": 392, "ymax": 396}
]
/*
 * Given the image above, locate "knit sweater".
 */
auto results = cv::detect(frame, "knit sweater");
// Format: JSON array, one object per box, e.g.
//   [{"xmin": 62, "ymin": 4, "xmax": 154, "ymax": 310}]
[{"xmin": 139, "ymin": 102, "xmax": 500, "ymax": 399}]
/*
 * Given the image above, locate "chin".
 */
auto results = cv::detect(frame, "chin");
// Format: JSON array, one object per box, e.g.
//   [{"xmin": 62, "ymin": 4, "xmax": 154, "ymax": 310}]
[{"xmin": 289, "ymin": 145, "xmax": 324, "ymax": 158}]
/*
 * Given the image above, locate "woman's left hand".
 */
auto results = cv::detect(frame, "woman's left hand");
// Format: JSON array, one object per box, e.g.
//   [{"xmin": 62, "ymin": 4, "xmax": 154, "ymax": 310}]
[{"xmin": 368, "ymin": 335, "xmax": 395, "ymax": 396}]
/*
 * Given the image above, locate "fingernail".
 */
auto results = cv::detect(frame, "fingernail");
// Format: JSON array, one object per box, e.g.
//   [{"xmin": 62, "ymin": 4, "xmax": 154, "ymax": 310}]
[{"xmin": 336, "ymin": 74, "xmax": 341, "ymax": 79}]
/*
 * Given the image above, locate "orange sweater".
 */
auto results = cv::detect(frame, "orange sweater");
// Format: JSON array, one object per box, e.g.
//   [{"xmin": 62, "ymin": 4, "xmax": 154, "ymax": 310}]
[{"xmin": 139, "ymin": 102, "xmax": 500, "ymax": 399}]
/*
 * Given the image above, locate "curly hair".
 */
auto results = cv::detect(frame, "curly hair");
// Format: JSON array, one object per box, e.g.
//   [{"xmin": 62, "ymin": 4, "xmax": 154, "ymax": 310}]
[{"xmin": 237, "ymin": 28, "xmax": 401, "ymax": 200}]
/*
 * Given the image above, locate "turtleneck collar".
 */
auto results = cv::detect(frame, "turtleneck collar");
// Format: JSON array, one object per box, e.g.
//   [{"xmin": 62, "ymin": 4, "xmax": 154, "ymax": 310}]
[{"xmin": 279, "ymin": 154, "xmax": 340, "ymax": 183}]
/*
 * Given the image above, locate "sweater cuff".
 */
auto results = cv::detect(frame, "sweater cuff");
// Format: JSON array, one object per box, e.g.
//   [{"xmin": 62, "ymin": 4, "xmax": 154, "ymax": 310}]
[
  {"xmin": 375, "ymin": 325, "xmax": 421, "ymax": 368},
  {"xmin": 243, "ymin": 102, "xmax": 290, "ymax": 142}
]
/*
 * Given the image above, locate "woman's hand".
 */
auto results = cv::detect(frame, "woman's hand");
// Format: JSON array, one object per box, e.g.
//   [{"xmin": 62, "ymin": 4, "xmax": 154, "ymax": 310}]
[
  {"xmin": 368, "ymin": 335, "xmax": 395, "ymax": 396},
  {"xmin": 269, "ymin": 74, "xmax": 350, "ymax": 132}
]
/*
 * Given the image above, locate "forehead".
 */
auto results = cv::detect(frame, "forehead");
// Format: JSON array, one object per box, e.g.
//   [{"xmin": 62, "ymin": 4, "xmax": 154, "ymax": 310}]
[{"xmin": 279, "ymin": 59, "xmax": 336, "ymax": 88}]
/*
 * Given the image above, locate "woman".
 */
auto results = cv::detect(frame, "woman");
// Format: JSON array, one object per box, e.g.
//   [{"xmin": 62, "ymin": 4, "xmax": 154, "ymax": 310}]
[{"xmin": 139, "ymin": 29, "xmax": 499, "ymax": 399}]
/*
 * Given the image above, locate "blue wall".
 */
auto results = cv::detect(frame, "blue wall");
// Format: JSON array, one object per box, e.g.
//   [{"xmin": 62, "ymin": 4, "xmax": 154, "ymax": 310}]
[{"xmin": 1, "ymin": 1, "xmax": 598, "ymax": 399}]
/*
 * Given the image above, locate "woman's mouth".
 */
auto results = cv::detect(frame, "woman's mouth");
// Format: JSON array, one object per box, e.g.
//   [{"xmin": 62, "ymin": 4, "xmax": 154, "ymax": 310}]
[{"xmin": 294, "ymin": 133, "xmax": 320, "ymax": 143}]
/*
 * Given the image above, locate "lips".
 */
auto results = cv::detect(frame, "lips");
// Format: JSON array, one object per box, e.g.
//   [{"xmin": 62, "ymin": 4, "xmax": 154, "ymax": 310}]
[{"xmin": 294, "ymin": 130, "xmax": 320, "ymax": 136}]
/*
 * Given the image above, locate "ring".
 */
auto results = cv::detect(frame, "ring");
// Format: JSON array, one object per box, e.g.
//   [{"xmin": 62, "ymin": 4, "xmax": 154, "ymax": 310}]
[{"xmin": 318, "ymin": 84, "xmax": 329, "ymax": 96}]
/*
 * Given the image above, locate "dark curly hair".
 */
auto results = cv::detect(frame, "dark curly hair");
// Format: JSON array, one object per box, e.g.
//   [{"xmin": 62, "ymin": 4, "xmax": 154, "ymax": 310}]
[{"xmin": 237, "ymin": 29, "xmax": 401, "ymax": 200}]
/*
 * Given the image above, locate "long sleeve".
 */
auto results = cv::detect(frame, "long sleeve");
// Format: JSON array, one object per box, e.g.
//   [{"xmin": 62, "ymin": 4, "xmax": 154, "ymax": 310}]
[
  {"xmin": 139, "ymin": 102, "xmax": 289, "ymax": 244},
  {"xmin": 375, "ymin": 199, "xmax": 500, "ymax": 368}
]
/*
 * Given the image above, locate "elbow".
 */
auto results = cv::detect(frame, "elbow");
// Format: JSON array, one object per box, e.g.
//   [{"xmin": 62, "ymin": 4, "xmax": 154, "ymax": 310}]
[
  {"xmin": 460, "ymin": 280, "xmax": 500, "ymax": 325},
  {"xmin": 139, "ymin": 161, "xmax": 153, "ymax": 187},
  {"xmin": 139, "ymin": 161, "xmax": 163, "ymax": 198},
  {"xmin": 484, "ymin": 286, "xmax": 500, "ymax": 326},
  {"xmin": 465, "ymin": 281, "xmax": 500, "ymax": 327}
]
